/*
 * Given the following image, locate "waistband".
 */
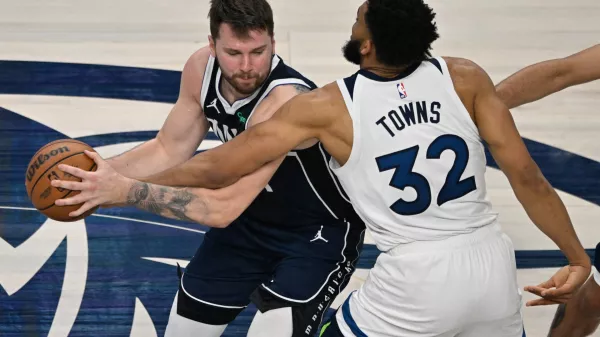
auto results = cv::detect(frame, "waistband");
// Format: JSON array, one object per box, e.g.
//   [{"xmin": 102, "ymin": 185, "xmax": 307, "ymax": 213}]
[{"xmin": 387, "ymin": 222, "xmax": 502, "ymax": 257}]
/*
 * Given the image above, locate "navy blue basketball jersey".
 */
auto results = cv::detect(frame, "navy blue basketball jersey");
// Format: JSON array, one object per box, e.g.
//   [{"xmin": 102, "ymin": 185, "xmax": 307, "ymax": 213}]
[{"xmin": 201, "ymin": 54, "xmax": 359, "ymax": 227}]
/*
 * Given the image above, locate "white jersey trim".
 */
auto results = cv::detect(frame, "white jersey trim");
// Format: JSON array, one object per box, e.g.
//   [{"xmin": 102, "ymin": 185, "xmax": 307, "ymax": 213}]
[
  {"xmin": 319, "ymin": 143, "xmax": 351, "ymax": 204},
  {"xmin": 287, "ymin": 152, "xmax": 338, "ymax": 220},
  {"xmin": 434, "ymin": 57, "xmax": 480, "ymax": 142},
  {"xmin": 330, "ymin": 78, "xmax": 361, "ymax": 173},
  {"xmin": 200, "ymin": 56, "xmax": 215, "ymax": 106}
]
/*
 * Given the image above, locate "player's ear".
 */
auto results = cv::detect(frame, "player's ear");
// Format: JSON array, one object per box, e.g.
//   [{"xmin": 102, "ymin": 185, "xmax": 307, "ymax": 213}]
[
  {"xmin": 361, "ymin": 39, "xmax": 373, "ymax": 57},
  {"xmin": 208, "ymin": 36, "xmax": 216, "ymax": 58},
  {"xmin": 271, "ymin": 36, "xmax": 276, "ymax": 56}
]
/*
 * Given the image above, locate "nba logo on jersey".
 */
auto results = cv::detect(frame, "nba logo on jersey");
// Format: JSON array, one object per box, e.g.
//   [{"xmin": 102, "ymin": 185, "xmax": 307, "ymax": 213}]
[{"xmin": 397, "ymin": 82, "xmax": 408, "ymax": 99}]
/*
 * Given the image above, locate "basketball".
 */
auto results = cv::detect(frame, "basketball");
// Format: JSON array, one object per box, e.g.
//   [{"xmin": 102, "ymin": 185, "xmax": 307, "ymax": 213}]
[{"xmin": 25, "ymin": 139, "xmax": 99, "ymax": 222}]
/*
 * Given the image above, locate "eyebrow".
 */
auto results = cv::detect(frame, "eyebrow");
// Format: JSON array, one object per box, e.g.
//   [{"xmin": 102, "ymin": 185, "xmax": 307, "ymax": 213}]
[{"xmin": 224, "ymin": 45, "xmax": 268, "ymax": 53}]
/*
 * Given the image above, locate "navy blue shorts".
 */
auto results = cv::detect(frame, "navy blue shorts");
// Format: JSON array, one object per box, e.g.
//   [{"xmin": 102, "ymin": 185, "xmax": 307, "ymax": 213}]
[{"xmin": 176, "ymin": 216, "xmax": 364, "ymax": 336}]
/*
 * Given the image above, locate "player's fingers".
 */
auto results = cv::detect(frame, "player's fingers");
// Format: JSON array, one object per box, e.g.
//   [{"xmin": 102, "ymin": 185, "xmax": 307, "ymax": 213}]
[
  {"xmin": 57, "ymin": 164, "xmax": 92, "ymax": 180},
  {"xmin": 524, "ymin": 285, "xmax": 551, "ymax": 297},
  {"xmin": 84, "ymin": 150, "xmax": 102, "ymax": 166},
  {"xmin": 542, "ymin": 283, "xmax": 575, "ymax": 298},
  {"xmin": 536, "ymin": 278, "xmax": 556, "ymax": 289},
  {"xmin": 69, "ymin": 201, "xmax": 97, "ymax": 218},
  {"xmin": 51, "ymin": 179, "xmax": 84, "ymax": 191},
  {"xmin": 525, "ymin": 298, "xmax": 562, "ymax": 307},
  {"xmin": 55, "ymin": 194, "xmax": 89, "ymax": 206}
]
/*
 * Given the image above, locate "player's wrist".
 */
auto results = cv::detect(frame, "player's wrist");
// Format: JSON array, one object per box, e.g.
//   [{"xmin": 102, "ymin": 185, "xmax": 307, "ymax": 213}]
[
  {"xmin": 119, "ymin": 177, "xmax": 137, "ymax": 206},
  {"xmin": 567, "ymin": 254, "xmax": 591, "ymax": 270}
]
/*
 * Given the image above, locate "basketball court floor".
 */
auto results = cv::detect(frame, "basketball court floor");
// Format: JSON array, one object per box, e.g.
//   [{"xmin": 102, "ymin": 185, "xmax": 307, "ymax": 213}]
[{"xmin": 0, "ymin": 0, "xmax": 599, "ymax": 336}]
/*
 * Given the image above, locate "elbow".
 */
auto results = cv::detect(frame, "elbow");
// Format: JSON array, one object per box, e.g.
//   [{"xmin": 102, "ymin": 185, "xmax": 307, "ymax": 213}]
[
  {"xmin": 192, "ymin": 190, "xmax": 238, "ymax": 228},
  {"xmin": 552, "ymin": 59, "xmax": 577, "ymax": 90},
  {"xmin": 509, "ymin": 164, "xmax": 552, "ymax": 197},
  {"xmin": 205, "ymin": 209, "xmax": 237, "ymax": 229},
  {"xmin": 214, "ymin": 217, "xmax": 234, "ymax": 229},
  {"xmin": 207, "ymin": 200, "xmax": 236, "ymax": 228},
  {"xmin": 203, "ymin": 215, "xmax": 232, "ymax": 229}
]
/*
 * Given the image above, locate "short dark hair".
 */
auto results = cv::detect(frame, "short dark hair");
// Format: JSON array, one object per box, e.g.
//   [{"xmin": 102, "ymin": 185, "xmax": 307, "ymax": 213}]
[
  {"xmin": 209, "ymin": 0, "xmax": 275, "ymax": 39},
  {"xmin": 365, "ymin": 0, "xmax": 439, "ymax": 67}
]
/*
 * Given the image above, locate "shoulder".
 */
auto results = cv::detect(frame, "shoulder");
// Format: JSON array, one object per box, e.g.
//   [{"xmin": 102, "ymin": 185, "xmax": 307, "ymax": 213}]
[
  {"xmin": 249, "ymin": 82, "xmax": 315, "ymax": 125},
  {"xmin": 183, "ymin": 47, "xmax": 212, "ymax": 75},
  {"xmin": 281, "ymin": 82, "xmax": 345, "ymax": 128},
  {"xmin": 178, "ymin": 46, "xmax": 212, "ymax": 102},
  {"xmin": 442, "ymin": 57, "xmax": 495, "ymax": 107},
  {"xmin": 266, "ymin": 82, "xmax": 313, "ymax": 103},
  {"xmin": 442, "ymin": 57, "xmax": 492, "ymax": 89}
]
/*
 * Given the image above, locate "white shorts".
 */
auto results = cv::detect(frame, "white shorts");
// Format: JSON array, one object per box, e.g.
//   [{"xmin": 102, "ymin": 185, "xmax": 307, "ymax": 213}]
[
  {"xmin": 594, "ymin": 266, "xmax": 600, "ymax": 286},
  {"xmin": 335, "ymin": 222, "xmax": 523, "ymax": 337}
]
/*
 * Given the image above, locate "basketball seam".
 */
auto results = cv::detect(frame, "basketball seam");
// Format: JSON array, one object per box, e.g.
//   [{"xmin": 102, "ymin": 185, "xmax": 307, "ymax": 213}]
[{"xmin": 29, "ymin": 139, "xmax": 89, "ymax": 159}]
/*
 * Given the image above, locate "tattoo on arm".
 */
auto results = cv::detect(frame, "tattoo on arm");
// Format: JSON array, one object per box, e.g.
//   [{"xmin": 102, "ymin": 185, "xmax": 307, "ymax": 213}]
[
  {"xmin": 293, "ymin": 84, "xmax": 311, "ymax": 93},
  {"xmin": 126, "ymin": 182, "xmax": 204, "ymax": 223}
]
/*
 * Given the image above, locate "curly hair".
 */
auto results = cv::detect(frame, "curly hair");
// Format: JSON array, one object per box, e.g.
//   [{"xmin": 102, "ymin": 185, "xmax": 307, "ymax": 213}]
[{"xmin": 365, "ymin": 0, "xmax": 439, "ymax": 66}]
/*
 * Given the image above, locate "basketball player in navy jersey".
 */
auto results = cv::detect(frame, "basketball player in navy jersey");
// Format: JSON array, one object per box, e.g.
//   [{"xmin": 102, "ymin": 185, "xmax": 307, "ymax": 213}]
[
  {"xmin": 496, "ymin": 43, "xmax": 600, "ymax": 337},
  {"xmin": 51, "ymin": 0, "xmax": 364, "ymax": 336}
]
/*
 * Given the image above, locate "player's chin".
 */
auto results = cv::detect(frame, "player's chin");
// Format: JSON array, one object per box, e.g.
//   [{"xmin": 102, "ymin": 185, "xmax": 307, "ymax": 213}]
[{"xmin": 235, "ymin": 79, "xmax": 260, "ymax": 94}]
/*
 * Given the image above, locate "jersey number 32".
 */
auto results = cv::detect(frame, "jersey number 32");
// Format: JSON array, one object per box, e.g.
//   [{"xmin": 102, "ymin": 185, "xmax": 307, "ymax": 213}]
[{"xmin": 376, "ymin": 134, "xmax": 476, "ymax": 216}]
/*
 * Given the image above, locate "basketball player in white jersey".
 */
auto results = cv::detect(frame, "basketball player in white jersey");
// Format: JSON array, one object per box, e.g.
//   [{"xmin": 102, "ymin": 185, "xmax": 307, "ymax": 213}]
[
  {"xmin": 108, "ymin": 0, "xmax": 592, "ymax": 335},
  {"xmin": 495, "ymin": 43, "xmax": 600, "ymax": 337}
]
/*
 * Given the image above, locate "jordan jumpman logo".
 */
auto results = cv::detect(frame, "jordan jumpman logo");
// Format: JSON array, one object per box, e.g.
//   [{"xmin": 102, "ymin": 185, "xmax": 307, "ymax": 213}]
[
  {"xmin": 310, "ymin": 225, "xmax": 328, "ymax": 243},
  {"xmin": 207, "ymin": 98, "xmax": 222, "ymax": 114}
]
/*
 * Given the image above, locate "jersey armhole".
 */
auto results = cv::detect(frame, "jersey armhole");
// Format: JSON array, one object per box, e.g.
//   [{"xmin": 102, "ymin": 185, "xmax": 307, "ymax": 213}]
[
  {"xmin": 435, "ymin": 56, "xmax": 481, "ymax": 142},
  {"xmin": 330, "ymin": 78, "xmax": 361, "ymax": 173},
  {"xmin": 200, "ymin": 56, "xmax": 215, "ymax": 107}
]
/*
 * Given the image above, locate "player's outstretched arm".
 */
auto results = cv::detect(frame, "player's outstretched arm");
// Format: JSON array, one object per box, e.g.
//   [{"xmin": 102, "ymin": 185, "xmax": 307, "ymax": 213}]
[
  {"xmin": 449, "ymin": 57, "xmax": 591, "ymax": 304},
  {"xmin": 51, "ymin": 150, "xmax": 282, "ymax": 227},
  {"xmin": 141, "ymin": 87, "xmax": 333, "ymax": 189},
  {"xmin": 125, "ymin": 158, "xmax": 284, "ymax": 227},
  {"xmin": 496, "ymin": 44, "xmax": 600, "ymax": 109}
]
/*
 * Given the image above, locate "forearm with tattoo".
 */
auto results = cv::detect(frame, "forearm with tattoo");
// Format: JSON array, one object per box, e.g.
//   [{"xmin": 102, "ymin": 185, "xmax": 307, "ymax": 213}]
[{"xmin": 126, "ymin": 182, "xmax": 206, "ymax": 223}]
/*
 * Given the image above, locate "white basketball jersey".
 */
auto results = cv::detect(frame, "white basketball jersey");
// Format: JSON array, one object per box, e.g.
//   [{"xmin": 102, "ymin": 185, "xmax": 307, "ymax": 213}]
[{"xmin": 330, "ymin": 57, "xmax": 498, "ymax": 252}]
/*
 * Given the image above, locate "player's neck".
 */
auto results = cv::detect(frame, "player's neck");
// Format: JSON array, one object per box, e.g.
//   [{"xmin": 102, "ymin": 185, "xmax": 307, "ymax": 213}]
[
  {"xmin": 361, "ymin": 60, "xmax": 411, "ymax": 79},
  {"xmin": 219, "ymin": 78, "xmax": 252, "ymax": 105}
]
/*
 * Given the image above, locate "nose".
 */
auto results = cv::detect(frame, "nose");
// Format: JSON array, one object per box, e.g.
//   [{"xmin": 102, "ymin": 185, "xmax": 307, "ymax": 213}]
[{"xmin": 240, "ymin": 55, "xmax": 252, "ymax": 73}]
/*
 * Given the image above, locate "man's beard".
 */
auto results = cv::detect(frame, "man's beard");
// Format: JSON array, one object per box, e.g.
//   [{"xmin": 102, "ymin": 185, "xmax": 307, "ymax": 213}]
[
  {"xmin": 342, "ymin": 39, "xmax": 362, "ymax": 65},
  {"xmin": 218, "ymin": 57, "xmax": 271, "ymax": 96}
]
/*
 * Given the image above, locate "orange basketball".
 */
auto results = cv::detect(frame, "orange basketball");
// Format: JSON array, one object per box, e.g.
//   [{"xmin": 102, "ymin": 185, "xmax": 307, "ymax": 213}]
[{"xmin": 24, "ymin": 139, "xmax": 98, "ymax": 222}]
